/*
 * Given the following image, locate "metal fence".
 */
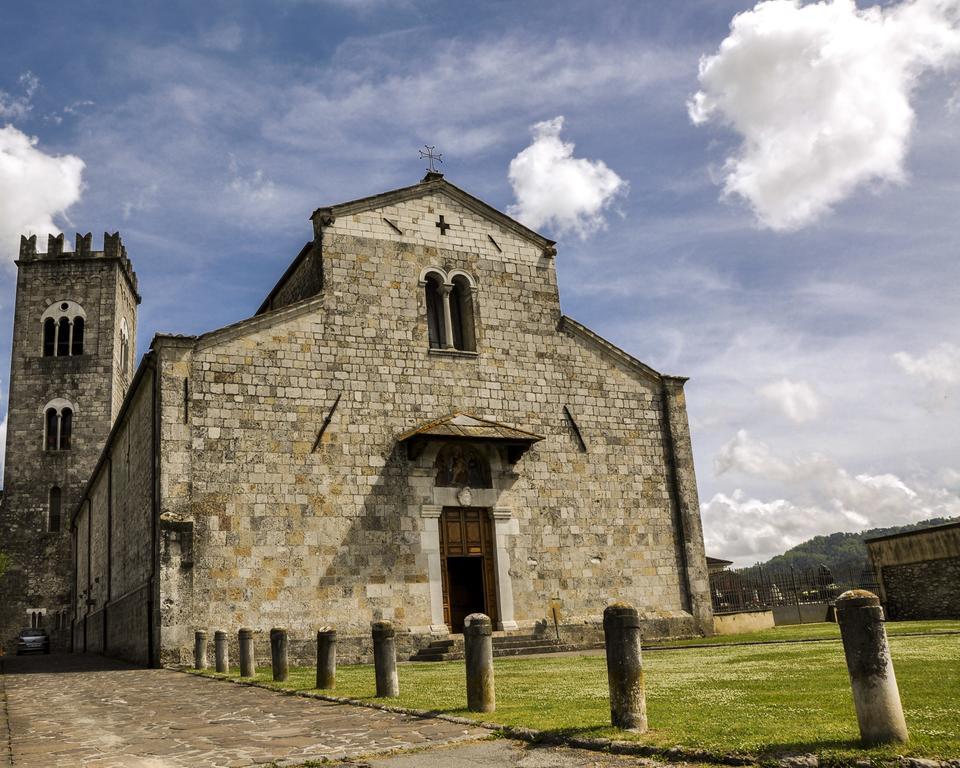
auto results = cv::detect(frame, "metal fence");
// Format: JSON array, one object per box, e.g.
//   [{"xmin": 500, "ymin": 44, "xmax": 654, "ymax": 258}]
[{"xmin": 709, "ymin": 562, "xmax": 879, "ymax": 615}]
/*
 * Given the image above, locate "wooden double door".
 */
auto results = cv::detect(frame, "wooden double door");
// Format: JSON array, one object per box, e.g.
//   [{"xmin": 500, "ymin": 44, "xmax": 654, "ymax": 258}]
[{"xmin": 439, "ymin": 507, "xmax": 498, "ymax": 633}]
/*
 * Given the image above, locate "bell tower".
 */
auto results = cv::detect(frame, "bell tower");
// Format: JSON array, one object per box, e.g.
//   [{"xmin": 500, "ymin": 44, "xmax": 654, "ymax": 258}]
[{"xmin": 0, "ymin": 232, "xmax": 140, "ymax": 652}]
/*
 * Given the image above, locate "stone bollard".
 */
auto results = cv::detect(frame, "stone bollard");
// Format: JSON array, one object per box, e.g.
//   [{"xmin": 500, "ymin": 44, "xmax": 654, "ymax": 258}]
[
  {"xmin": 371, "ymin": 620, "xmax": 399, "ymax": 698},
  {"xmin": 602, "ymin": 602, "xmax": 647, "ymax": 732},
  {"xmin": 193, "ymin": 630, "xmax": 208, "ymax": 670},
  {"xmin": 238, "ymin": 628, "xmax": 256, "ymax": 677},
  {"xmin": 214, "ymin": 630, "xmax": 229, "ymax": 673},
  {"xmin": 836, "ymin": 590, "xmax": 909, "ymax": 745},
  {"xmin": 270, "ymin": 628, "xmax": 289, "ymax": 682},
  {"xmin": 463, "ymin": 613, "xmax": 495, "ymax": 712},
  {"xmin": 316, "ymin": 627, "xmax": 337, "ymax": 690}
]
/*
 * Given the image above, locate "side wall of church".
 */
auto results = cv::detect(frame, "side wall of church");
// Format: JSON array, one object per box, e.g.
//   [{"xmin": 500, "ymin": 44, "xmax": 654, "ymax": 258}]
[
  {"xmin": 262, "ymin": 245, "xmax": 323, "ymax": 313},
  {"xmin": 155, "ymin": 190, "xmax": 709, "ymax": 663},
  {"xmin": 0, "ymin": 251, "xmax": 133, "ymax": 652},
  {"xmin": 72, "ymin": 364, "xmax": 155, "ymax": 665}
]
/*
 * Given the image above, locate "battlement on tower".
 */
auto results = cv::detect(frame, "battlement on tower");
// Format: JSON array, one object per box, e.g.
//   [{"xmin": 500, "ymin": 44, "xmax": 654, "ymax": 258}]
[{"xmin": 18, "ymin": 232, "xmax": 141, "ymax": 301}]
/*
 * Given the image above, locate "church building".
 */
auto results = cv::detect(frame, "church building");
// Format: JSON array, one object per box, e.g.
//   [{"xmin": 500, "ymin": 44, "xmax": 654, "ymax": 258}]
[{"xmin": 0, "ymin": 172, "xmax": 711, "ymax": 665}]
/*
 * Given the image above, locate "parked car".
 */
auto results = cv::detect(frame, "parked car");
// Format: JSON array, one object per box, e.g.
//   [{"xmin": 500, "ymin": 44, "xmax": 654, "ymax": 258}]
[{"xmin": 16, "ymin": 628, "xmax": 50, "ymax": 655}]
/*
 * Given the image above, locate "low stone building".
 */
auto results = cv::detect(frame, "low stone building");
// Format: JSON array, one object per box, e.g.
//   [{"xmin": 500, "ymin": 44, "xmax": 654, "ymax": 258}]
[
  {"xmin": 866, "ymin": 520, "xmax": 960, "ymax": 620},
  {"xmin": 1, "ymin": 172, "xmax": 712, "ymax": 665}
]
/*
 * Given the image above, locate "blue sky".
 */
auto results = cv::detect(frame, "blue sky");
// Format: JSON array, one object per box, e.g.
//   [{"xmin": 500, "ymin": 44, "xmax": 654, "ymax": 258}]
[{"xmin": 1, "ymin": 0, "xmax": 958, "ymax": 564}]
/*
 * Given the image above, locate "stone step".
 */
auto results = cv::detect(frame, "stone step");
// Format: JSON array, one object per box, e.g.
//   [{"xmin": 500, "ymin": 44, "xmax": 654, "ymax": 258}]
[
  {"xmin": 493, "ymin": 642, "xmax": 604, "ymax": 658},
  {"xmin": 492, "ymin": 637, "xmax": 556, "ymax": 649},
  {"xmin": 410, "ymin": 639, "xmax": 605, "ymax": 662},
  {"xmin": 423, "ymin": 639, "xmax": 458, "ymax": 649}
]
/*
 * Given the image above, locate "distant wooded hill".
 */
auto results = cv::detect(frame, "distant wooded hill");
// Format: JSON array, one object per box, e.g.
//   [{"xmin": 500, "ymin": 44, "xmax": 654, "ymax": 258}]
[{"xmin": 755, "ymin": 517, "xmax": 958, "ymax": 575}]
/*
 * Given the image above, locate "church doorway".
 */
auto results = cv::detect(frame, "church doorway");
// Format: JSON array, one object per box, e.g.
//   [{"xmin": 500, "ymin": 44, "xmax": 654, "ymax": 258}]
[{"xmin": 439, "ymin": 507, "xmax": 498, "ymax": 632}]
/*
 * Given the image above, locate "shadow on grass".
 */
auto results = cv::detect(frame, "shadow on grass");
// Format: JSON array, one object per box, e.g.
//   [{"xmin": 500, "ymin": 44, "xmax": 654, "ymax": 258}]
[
  {"xmin": 526, "ymin": 726, "xmax": 870, "ymax": 762},
  {"xmin": 189, "ymin": 670, "xmax": 934, "ymax": 763},
  {"xmin": 761, "ymin": 738, "xmax": 865, "ymax": 756}
]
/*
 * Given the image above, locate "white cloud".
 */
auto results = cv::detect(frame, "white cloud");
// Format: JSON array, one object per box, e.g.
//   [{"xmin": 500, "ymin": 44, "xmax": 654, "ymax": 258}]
[
  {"xmin": 948, "ymin": 81, "xmax": 960, "ymax": 113},
  {"xmin": 941, "ymin": 467, "xmax": 960, "ymax": 488},
  {"xmin": 507, "ymin": 116, "xmax": 627, "ymax": 238},
  {"xmin": 893, "ymin": 342, "xmax": 960, "ymax": 384},
  {"xmin": 0, "ymin": 71, "xmax": 39, "ymax": 120},
  {"xmin": 0, "ymin": 126, "xmax": 85, "ymax": 263},
  {"xmin": 704, "ymin": 429, "xmax": 960, "ymax": 562},
  {"xmin": 715, "ymin": 429, "xmax": 792, "ymax": 480},
  {"xmin": 758, "ymin": 378, "xmax": 821, "ymax": 423},
  {"xmin": 268, "ymin": 36, "xmax": 686, "ymax": 159},
  {"xmin": 689, "ymin": 0, "xmax": 960, "ymax": 230}
]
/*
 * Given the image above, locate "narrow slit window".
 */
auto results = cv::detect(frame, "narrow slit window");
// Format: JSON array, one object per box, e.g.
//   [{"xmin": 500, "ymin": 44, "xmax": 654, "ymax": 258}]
[{"xmin": 48, "ymin": 487, "xmax": 61, "ymax": 532}]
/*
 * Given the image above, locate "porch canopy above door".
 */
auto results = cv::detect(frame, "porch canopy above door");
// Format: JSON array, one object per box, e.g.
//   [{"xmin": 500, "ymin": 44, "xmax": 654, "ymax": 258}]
[{"xmin": 397, "ymin": 411, "xmax": 544, "ymax": 464}]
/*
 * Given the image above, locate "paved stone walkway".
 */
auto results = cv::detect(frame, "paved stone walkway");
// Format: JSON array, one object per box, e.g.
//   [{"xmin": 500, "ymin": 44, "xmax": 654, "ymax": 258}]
[{"xmin": 0, "ymin": 653, "xmax": 485, "ymax": 767}]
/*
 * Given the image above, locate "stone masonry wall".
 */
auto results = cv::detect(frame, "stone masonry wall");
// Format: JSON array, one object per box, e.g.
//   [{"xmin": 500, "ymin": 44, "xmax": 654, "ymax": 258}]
[
  {"xmin": 263, "ymin": 245, "xmax": 323, "ymax": 312},
  {"xmin": 72, "ymin": 363, "xmax": 155, "ymax": 664},
  {"xmin": 156, "ymin": 186, "xmax": 710, "ymax": 662},
  {"xmin": 0, "ymin": 241, "xmax": 138, "ymax": 653},
  {"xmin": 867, "ymin": 522, "xmax": 960, "ymax": 620},
  {"xmin": 880, "ymin": 557, "xmax": 960, "ymax": 620},
  {"xmin": 111, "ymin": 269, "xmax": 139, "ymax": 419}
]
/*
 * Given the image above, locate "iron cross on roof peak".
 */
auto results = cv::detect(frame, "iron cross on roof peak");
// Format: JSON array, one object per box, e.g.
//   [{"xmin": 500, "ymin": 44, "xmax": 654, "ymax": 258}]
[{"xmin": 419, "ymin": 145, "xmax": 443, "ymax": 174}]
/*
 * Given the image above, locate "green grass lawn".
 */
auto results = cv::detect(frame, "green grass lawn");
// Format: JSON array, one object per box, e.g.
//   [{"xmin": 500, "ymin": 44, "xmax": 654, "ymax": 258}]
[
  {"xmin": 196, "ymin": 630, "xmax": 960, "ymax": 762},
  {"xmin": 644, "ymin": 619, "xmax": 960, "ymax": 647}
]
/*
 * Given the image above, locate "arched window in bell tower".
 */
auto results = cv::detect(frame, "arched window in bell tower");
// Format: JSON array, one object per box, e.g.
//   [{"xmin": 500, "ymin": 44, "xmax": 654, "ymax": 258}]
[
  {"xmin": 119, "ymin": 317, "xmax": 130, "ymax": 374},
  {"xmin": 42, "ymin": 398, "xmax": 76, "ymax": 451},
  {"xmin": 56, "ymin": 318, "xmax": 70, "ymax": 356},
  {"xmin": 41, "ymin": 301, "xmax": 86, "ymax": 357},
  {"xmin": 45, "ymin": 407, "xmax": 59, "ymax": 451},
  {"xmin": 43, "ymin": 318, "xmax": 56, "ymax": 356},
  {"xmin": 71, "ymin": 317, "xmax": 84, "ymax": 356}
]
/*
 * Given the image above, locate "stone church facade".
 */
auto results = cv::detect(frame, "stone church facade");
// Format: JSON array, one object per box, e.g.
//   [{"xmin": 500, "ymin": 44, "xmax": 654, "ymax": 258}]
[{"xmin": 1, "ymin": 173, "xmax": 711, "ymax": 664}]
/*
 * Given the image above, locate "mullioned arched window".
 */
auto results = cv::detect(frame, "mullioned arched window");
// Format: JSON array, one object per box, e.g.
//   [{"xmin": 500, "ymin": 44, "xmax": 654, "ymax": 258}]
[
  {"xmin": 41, "ymin": 301, "xmax": 86, "ymax": 357},
  {"xmin": 42, "ymin": 398, "xmax": 75, "ymax": 451},
  {"xmin": 419, "ymin": 268, "xmax": 478, "ymax": 352}
]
